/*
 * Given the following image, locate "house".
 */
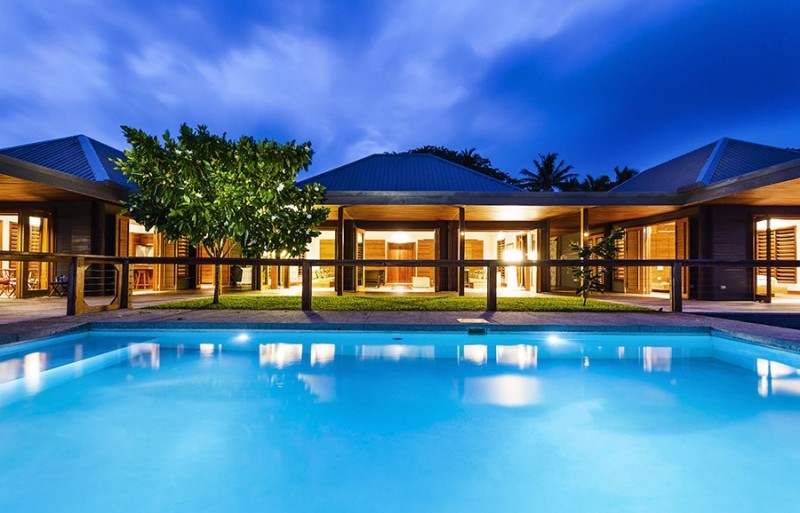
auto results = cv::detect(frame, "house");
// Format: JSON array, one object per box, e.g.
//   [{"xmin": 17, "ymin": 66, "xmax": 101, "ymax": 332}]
[{"xmin": 2, "ymin": 134, "xmax": 799, "ymax": 301}]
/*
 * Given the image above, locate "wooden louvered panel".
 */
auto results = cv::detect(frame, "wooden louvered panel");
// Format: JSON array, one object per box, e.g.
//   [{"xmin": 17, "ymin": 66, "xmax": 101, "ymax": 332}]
[
  {"xmin": 625, "ymin": 227, "xmax": 643, "ymax": 293},
  {"xmin": 675, "ymin": 218, "xmax": 690, "ymax": 297},
  {"xmin": 417, "ymin": 239, "xmax": 436, "ymax": 281},
  {"xmin": 176, "ymin": 238, "xmax": 190, "ymax": 278},
  {"xmin": 9, "ymin": 222, "xmax": 18, "ymax": 251},
  {"xmin": 162, "ymin": 239, "xmax": 176, "ymax": 288},
  {"xmin": 319, "ymin": 239, "xmax": 335, "ymax": 275},
  {"xmin": 497, "ymin": 240, "xmax": 506, "ymax": 280},
  {"xmin": 757, "ymin": 228, "xmax": 797, "ymax": 283}
]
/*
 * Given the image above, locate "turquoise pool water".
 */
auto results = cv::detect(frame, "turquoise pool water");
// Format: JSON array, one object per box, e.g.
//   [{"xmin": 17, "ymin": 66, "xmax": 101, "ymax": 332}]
[{"xmin": 1, "ymin": 329, "xmax": 799, "ymax": 512}]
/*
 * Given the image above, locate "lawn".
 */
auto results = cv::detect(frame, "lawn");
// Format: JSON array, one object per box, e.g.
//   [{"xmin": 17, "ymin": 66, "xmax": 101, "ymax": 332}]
[{"xmin": 148, "ymin": 294, "xmax": 653, "ymax": 312}]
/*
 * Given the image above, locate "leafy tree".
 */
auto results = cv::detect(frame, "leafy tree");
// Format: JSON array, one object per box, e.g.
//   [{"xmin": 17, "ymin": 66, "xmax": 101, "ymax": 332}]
[
  {"xmin": 569, "ymin": 229, "xmax": 624, "ymax": 306},
  {"xmin": 114, "ymin": 124, "xmax": 329, "ymax": 304},
  {"xmin": 518, "ymin": 152, "xmax": 576, "ymax": 191},
  {"xmin": 405, "ymin": 145, "xmax": 518, "ymax": 185}
]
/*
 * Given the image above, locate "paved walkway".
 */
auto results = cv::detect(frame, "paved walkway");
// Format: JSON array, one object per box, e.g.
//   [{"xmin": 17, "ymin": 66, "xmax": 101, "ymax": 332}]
[{"xmin": 2, "ymin": 290, "xmax": 800, "ymax": 351}]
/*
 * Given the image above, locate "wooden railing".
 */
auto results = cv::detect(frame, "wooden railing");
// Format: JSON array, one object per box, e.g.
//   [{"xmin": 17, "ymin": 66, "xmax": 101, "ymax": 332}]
[{"xmin": 2, "ymin": 250, "xmax": 799, "ymax": 315}]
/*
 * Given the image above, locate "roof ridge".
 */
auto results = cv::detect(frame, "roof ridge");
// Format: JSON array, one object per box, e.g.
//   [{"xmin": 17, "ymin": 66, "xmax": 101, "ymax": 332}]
[
  {"xmin": 696, "ymin": 137, "xmax": 729, "ymax": 184},
  {"xmin": 77, "ymin": 135, "xmax": 110, "ymax": 182},
  {"xmin": 418, "ymin": 153, "xmax": 522, "ymax": 191}
]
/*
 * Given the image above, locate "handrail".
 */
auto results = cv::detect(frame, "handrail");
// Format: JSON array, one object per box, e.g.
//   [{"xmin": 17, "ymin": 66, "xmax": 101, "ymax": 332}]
[{"xmin": 1, "ymin": 250, "xmax": 796, "ymax": 314}]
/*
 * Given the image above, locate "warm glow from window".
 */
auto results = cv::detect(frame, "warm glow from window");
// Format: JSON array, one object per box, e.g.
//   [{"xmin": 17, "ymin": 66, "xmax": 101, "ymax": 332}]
[
  {"xmin": 642, "ymin": 347, "xmax": 672, "ymax": 372},
  {"xmin": 358, "ymin": 345, "xmax": 434, "ymax": 360},
  {"xmin": 496, "ymin": 344, "xmax": 537, "ymax": 369},
  {"xmin": 462, "ymin": 344, "xmax": 488, "ymax": 365},
  {"xmin": 259, "ymin": 343, "xmax": 303, "ymax": 368},
  {"xmin": 311, "ymin": 344, "xmax": 336, "ymax": 366}
]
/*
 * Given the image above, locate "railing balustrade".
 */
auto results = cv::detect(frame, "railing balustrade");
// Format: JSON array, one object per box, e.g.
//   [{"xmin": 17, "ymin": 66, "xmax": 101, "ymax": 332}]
[{"xmin": 1, "ymin": 250, "xmax": 799, "ymax": 315}]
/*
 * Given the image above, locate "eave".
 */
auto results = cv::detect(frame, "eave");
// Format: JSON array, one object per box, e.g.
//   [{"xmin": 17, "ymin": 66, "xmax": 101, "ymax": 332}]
[{"xmin": 0, "ymin": 154, "xmax": 130, "ymax": 204}]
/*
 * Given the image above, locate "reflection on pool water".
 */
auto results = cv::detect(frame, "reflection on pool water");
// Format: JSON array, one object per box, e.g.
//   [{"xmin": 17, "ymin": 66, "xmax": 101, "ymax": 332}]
[{"xmin": 1, "ymin": 329, "xmax": 799, "ymax": 513}]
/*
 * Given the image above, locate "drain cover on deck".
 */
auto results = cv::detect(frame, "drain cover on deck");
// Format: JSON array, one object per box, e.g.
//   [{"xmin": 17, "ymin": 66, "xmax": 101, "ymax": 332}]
[{"xmin": 456, "ymin": 318, "xmax": 490, "ymax": 324}]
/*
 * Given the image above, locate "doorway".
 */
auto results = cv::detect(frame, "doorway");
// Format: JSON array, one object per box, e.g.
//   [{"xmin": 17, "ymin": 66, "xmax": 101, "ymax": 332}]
[{"xmin": 387, "ymin": 242, "xmax": 414, "ymax": 284}]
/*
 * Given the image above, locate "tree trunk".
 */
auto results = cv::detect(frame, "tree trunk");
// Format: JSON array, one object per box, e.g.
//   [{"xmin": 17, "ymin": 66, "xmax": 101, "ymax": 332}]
[{"xmin": 213, "ymin": 263, "xmax": 221, "ymax": 304}]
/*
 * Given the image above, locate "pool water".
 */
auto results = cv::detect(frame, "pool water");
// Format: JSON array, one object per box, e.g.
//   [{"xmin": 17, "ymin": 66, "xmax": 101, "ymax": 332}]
[{"xmin": 1, "ymin": 329, "xmax": 799, "ymax": 513}]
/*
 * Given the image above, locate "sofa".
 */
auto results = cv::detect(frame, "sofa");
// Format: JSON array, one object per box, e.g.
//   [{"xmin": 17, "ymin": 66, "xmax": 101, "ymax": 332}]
[
  {"xmin": 465, "ymin": 268, "xmax": 487, "ymax": 289},
  {"xmin": 312, "ymin": 267, "xmax": 335, "ymax": 288}
]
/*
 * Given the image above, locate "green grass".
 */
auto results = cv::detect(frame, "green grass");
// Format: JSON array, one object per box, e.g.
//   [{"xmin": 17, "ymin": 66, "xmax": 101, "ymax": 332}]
[{"xmin": 148, "ymin": 294, "xmax": 653, "ymax": 312}]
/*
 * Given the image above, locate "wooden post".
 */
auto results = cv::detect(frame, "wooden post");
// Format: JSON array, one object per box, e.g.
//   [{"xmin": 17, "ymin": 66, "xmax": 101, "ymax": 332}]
[
  {"xmin": 487, "ymin": 262, "xmax": 497, "ymax": 312},
  {"xmin": 458, "ymin": 207, "xmax": 465, "ymax": 296},
  {"xmin": 120, "ymin": 259, "xmax": 131, "ymax": 309},
  {"xmin": 66, "ymin": 257, "xmax": 77, "ymax": 316},
  {"xmin": 301, "ymin": 260, "xmax": 312, "ymax": 311},
  {"xmin": 66, "ymin": 256, "xmax": 86, "ymax": 316},
  {"xmin": 670, "ymin": 262, "xmax": 682, "ymax": 313},
  {"xmin": 336, "ymin": 206, "xmax": 345, "ymax": 296}
]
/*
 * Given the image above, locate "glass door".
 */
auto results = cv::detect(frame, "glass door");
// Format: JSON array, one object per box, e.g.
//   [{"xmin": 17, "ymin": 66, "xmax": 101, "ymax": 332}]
[
  {"xmin": 22, "ymin": 213, "xmax": 52, "ymax": 296},
  {"xmin": 0, "ymin": 214, "xmax": 20, "ymax": 298}
]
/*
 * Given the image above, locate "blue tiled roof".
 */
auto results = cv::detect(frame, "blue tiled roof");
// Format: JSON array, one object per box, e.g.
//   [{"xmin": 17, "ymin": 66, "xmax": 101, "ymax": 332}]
[
  {"xmin": 297, "ymin": 153, "xmax": 522, "ymax": 192},
  {"xmin": 613, "ymin": 138, "xmax": 800, "ymax": 193},
  {"xmin": 0, "ymin": 135, "xmax": 133, "ymax": 189}
]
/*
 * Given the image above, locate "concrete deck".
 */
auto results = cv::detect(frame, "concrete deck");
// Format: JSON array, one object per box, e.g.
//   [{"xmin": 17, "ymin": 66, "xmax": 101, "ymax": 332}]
[{"xmin": 2, "ymin": 290, "xmax": 800, "ymax": 352}]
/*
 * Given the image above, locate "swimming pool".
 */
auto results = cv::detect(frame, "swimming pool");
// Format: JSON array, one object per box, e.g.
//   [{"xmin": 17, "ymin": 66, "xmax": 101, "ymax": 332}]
[{"xmin": 1, "ymin": 328, "xmax": 799, "ymax": 512}]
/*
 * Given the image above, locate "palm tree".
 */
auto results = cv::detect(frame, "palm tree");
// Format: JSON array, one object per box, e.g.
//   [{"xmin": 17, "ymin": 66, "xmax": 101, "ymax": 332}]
[
  {"xmin": 584, "ymin": 174, "xmax": 613, "ymax": 191},
  {"xmin": 518, "ymin": 153, "xmax": 576, "ymax": 191},
  {"xmin": 612, "ymin": 166, "xmax": 639, "ymax": 187},
  {"xmin": 405, "ymin": 145, "xmax": 517, "ymax": 185}
]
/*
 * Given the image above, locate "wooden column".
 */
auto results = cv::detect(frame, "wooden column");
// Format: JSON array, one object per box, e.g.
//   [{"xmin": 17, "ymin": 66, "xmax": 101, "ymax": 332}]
[
  {"xmin": 120, "ymin": 259, "xmax": 131, "ymax": 309},
  {"xmin": 487, "ymin": 262, "xmax": 497, "ymax": 311},
  {"xmin": 670, "ymin": 262, "xmax": 682, "ymax": 312},
  {"xmin": 458, "ymin": 207, "xmax": 465, "ymax": 296},
  {"xmin": 301, "ymin": 260, "xmax": 312, "ymax": 310},
  {"xmin": 66, "ymin": 257, "xmax": 84, "ymax": 316},
  {"xmin": 336, "ymin": 206, "xmax": 345, "ymax": 296}
]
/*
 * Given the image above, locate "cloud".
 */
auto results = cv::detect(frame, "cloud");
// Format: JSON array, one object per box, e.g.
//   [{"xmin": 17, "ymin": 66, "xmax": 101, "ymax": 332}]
[{"xmin": 0, "ymin": 0, "xmax": 796, "ymax": 179}]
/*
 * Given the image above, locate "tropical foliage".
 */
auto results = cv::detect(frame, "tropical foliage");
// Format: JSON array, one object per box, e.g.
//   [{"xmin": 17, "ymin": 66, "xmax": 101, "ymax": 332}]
[
  {"xmin": 405, "ymin": 145, "xmax": 518, "ymax": 185},
  {"xmin": 558, "ymin": 165, "xmax": 640, "ymax": 191},
  {"xmin": 517, "ymin": 152, "xmax": 576, "ymax": 191},
  {"xmin": 569, "ymin": 229, "xmax": 624, "ymax": 306},
  {"xmin": 114, "ymin": 124, "xmax": 329, "ymax": 303}
]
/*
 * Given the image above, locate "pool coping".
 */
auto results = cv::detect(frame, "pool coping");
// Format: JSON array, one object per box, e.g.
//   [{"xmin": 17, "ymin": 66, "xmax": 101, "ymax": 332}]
[{"xmin": 2, "ymin": 308, "xmax": 799, "ymax": 355}]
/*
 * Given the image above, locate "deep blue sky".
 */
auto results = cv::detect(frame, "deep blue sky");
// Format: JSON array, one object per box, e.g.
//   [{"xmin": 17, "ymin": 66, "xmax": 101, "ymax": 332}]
[{"xmin": 1, "ymin": 0, "xmax": 798, "ymax": 179}]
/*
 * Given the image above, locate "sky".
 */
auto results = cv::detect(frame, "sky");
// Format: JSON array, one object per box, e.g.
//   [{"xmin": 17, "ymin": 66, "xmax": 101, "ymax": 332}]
[{"xmin": 1, "ymin": 0, "xmax": 798, "ymax": 180}]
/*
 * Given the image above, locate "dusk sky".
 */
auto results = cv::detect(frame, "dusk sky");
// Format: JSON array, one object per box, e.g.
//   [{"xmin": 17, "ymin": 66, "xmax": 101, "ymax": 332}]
[{"xmin": 1, "ymin": 0, "xmax": 798, "ymax": 179}]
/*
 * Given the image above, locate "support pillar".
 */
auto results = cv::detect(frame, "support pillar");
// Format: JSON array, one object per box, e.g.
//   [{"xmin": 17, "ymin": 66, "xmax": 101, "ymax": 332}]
[
  {"xmin": 487, "ymin": 262, "xmax": 497, "ymax": 311},
  {"xmin": 458, "ymin": 207, "xmax": 465, "ymax": 296},
  {"xmin": 301, "ymin": 261, "xmax": 312, "ymax": 310},
  {"xmin": 670, "ymin": 262, "xmax": 682, "ymax": 312},
  {"xmin": 336, "ymin": 206, "xmax": 345, "ymax": 296}
]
